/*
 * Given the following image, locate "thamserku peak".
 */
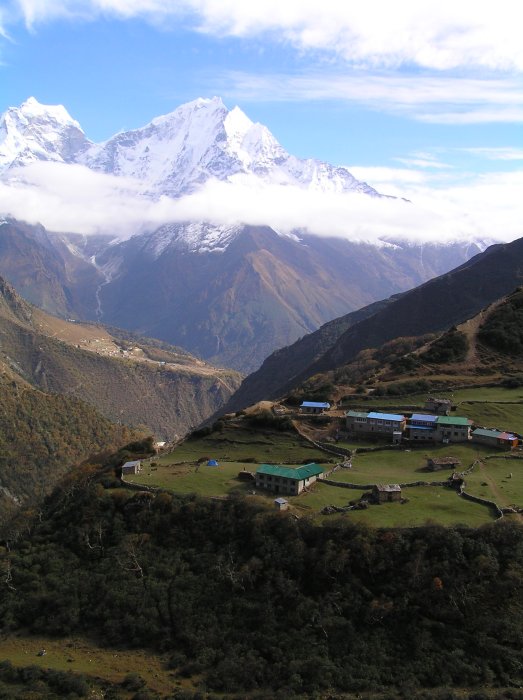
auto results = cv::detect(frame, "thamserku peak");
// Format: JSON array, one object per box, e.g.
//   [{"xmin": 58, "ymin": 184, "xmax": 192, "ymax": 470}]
[{"xmin": 0, "ymin": 95, "xmax": 380, "ymax": 199}]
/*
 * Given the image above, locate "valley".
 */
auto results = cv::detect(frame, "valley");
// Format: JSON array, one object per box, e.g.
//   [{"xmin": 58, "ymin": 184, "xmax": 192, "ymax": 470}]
[{"xmin": 1, "ymin": 92, "xmax": 523, "ymax": 700}]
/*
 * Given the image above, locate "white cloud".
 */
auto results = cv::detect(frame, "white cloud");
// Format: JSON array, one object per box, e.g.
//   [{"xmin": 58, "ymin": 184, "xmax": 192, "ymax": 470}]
[
  {"xmin": 462, "ymin": 147, "xmax": 523, "ymax": 161},
  {"xmin": 11, "ymin": 0, "xmax": 523, "ymax": 72},
  {"xmin": 219, "ymin": 71, "xmax": 523, "ymax": 125},
  {"xmin": 1, "ymin": 160, "xmax": 521, "ymax": 247}
]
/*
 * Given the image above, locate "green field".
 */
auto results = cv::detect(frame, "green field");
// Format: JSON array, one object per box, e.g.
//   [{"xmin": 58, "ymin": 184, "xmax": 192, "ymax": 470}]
[
  {"xmin": 130, "ymin": 459, "xmax": 292, "ymax": 498},
  {"xmin": 0, "ymin": 635, "xmax": 187, "ymax": 697},
  {"xmin": 160, "ymin": 424, "xmax": 329, "ymax": 464},
  {"xmin": 335, "ymin": 443, "xmax": 493, "ymax": 485},
  {"xmin": 331, "ymin": 485, "xmax": 494, "ymax": 527},
  {"xmin": 124, "ymin": 403, "xmax": 523, "ymax": 526},
  {"xmin": 462, "ymin": 456, "xmax": 523, "ymax": 508}
]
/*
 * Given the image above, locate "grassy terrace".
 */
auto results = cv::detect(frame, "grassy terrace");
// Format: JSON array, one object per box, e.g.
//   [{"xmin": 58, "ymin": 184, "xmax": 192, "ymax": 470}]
[
  {"xmin": 333, "ymin": 486, "xmax": 494, "ymax": 527},
  {"xmin": 124, "ymin": 412, "xmax": 523, "ymax": 525},
  {"xmin": 0, "ymin": 635, "xmax": 194, "ymax": 697}
]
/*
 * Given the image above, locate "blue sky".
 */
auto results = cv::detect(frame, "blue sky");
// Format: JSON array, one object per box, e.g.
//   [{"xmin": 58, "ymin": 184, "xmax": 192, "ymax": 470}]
[{"xmin": 1, "ymin": 0, "xmax": 522, "ymax": 241}]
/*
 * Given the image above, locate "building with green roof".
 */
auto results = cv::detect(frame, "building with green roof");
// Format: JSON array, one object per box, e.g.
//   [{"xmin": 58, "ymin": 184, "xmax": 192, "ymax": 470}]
[
  {"xmin": 255, "ymin": 463, "xmax": 324, "ymax": 495},
  {"xmin": 436, "ymin": 415, "xmax": 472, "ymax": 443}
]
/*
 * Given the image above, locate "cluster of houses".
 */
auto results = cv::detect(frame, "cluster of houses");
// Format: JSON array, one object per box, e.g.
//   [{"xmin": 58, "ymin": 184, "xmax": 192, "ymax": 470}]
[{"xmin": 345, "ymin": 402, "xmax": 519, "ymax": 449}]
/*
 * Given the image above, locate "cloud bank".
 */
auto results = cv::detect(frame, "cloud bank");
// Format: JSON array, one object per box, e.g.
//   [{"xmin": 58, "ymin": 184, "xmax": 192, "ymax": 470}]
[
  {"xmin": 9, "ymin": 0, "xmax": 523, "ymax": 72},
  {"xmin": 1, "ymin": 160, "xmax": 521, "ymax": 245}
]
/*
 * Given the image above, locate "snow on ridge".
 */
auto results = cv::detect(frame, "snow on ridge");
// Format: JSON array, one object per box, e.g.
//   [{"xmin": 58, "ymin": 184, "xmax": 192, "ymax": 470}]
[
  {"xmin": 17, "ymin": 97, "xmax": 83, "ymax": 131},
  {"xmin": 143, "ymin": 222, "xmax": 244, "ymax": 257}
]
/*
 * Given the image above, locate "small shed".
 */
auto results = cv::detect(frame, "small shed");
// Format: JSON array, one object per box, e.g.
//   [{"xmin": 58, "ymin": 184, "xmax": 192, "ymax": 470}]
[
  {"xmin": 121, "ymin": 460, "xmax": 141, "ymax": 475},
  {"xmin": 373, "ymin": 484, "xmax": 402, "ymax": 504},
  {"xmin": 427, "ymin": 457, "xmax": 461, "ymax": 471},
  {"xmin": 425, "ymin": 397, "xmax": 452, "ymax": 415},
  {"xmin": 207, "ymin": 459, "xmax": 219, "ymax": 467},
  {"xmin": 237, "ymin": 470, "xmax": 255, "ymax": 482},
  {"xmin": 274, "ymin": 497, "xmax": 289, "ymax": 511}
]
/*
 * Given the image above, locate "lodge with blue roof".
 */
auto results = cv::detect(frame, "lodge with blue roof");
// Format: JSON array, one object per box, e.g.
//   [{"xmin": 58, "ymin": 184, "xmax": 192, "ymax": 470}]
[
  {"xmin": 300, "ymin": 401, "xmax": 331, "ymax": 414},
  {"xmin": 346, "ymin": 409, "xmax": 406, "ymax": 441}
]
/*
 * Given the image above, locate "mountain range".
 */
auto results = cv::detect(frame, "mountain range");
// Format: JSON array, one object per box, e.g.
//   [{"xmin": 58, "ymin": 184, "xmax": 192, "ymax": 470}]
[
  {"xmin": 222, "ymin": 235, "xmax": 523, "ymax": 412},
  {"xmin": 0, "ymin": 97, "xmax": 490, "ymax": 371}
]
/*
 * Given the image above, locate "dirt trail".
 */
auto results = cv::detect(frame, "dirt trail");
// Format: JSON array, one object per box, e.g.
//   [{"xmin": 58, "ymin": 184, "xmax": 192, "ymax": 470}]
[{"xmin": 459, "ymin": 297, "xmax": 506, "ymax": 364}]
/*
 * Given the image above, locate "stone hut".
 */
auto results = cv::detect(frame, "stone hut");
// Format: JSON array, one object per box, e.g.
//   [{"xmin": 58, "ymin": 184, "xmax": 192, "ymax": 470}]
[
  {"xmin": 427, "ymin": 456, "xmax": 461, "ymax": 471},
  {"xmin": 373, "ymin": 484, "xmax": 402, "ymax": 504}
]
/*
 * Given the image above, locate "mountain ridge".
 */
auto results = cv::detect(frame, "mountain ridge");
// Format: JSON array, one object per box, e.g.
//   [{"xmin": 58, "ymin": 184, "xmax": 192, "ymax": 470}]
[
  {"xmin": 222, "ymin": 236, "xmax": 523, "ymax": 410},
  {"xmin": 0, "ymin": 274, "xmax": 242, "ymax": 438}
]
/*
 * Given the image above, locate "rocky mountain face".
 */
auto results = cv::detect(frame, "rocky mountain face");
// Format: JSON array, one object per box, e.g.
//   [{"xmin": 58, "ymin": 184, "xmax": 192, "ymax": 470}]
[
  {"xmin": 0, "ymin": 219, "xmax": 105, "ymax": 319},
  {"xmin": 0, "ymin": 274, "xmax": 241, "ymax": 438},
  {"xmin": 223, "ymin": 236, "xmax": 523, "ymax": 410},
  {"xmin": 0, "ymin": 97, "xmax": 488, "ymax": 372},
  {"xmin": 0, "ymin": 218, "xmax": 485, "ymax": 373}
]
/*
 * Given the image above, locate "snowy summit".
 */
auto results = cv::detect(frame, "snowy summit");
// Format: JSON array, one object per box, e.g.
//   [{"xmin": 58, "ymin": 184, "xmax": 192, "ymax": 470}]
[{"xmin": 0, "ymin": 96, "xmax": 380, "ymax": 200}]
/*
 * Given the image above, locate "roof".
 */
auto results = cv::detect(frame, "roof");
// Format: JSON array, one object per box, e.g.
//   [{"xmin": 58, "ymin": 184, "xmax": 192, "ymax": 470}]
[
  {"xmin": 368, "ymin": 412, "xmax": 405, "ymax": 422},
  {"xmin": 436, "ymin": 416, "xmax": 470, "ymax": 426},
  {"xmin": 472, "ymin": 428, "xmax": 516, "ymax": 440},
  {"xmin": 301, "ymin": 401, "xmax": 331, "ymax": 409},
  {"xmin": 375, "ymin": 484, "xmax": 401, "ymax": 492},
  {"xmin": 257, "ymin": 463, "xmax": 324, "ymax": 480},
  {"xmin": 427, "ymin": 397, "xmax": 451, "ymax": 404},
  {"xmin": 410, "ymin": 413, "xmax": 438, "ymax": 423},
  {"xmin": 122, "ymin": 460, "xmax": 141, "ymax": 468},
  {"xmin": 274, "ymin": 497, "xmax": 288, "ymax": 505},
  {"xmin": 346, "ymin": 410, "xmax": 369, "ymax": 419},
  {"xmin": 428, "ymin": 456, "xmax": 461, "ymax": 465}
]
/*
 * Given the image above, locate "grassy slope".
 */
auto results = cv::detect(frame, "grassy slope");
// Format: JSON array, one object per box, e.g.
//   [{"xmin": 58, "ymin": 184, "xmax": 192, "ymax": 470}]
[{"xmin": 127, "ymin": 412, "xmax": 515, "ymax": 526}]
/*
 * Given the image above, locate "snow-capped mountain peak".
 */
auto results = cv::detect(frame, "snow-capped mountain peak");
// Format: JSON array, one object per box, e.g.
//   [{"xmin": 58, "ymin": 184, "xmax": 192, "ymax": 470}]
[
  {"xmin": 0, "ymin": 97, "xmax": 89, "ymax": 170},
  {"xmin": 18, "ymin": 96, "xmax": 82, "ymax": 129},
  {"xmin": 0, "ymin": 95, "xmax": 383, "ymax": 202}
]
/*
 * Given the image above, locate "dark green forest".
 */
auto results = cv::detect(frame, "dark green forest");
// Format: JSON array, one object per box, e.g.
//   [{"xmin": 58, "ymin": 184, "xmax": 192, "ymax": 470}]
[
  {"xmin": 0, "ymin": 374, "xmax": 139, "ymax": 526},
  {"xmin": 2, "ymin": 449, "xmax": 523, "ymax": 698},
  {"xmin": 479, "ymin": 289, "xmax": 523, "ymax": 355}
]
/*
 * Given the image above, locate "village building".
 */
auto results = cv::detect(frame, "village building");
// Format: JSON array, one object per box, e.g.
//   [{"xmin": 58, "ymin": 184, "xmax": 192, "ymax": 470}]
[
  {"xmin": 274, "ymin": 497, "xmax": 289, "ymax": 511},
  {"xmin": 255, "ymin": 463, "xmax": 324, "ymax": 495},
  {"xmin": 373, "ymin": 484, "xmax": 402, "ymax": 504},
  {"xmin": 300, "ymin": 401, "xmax": 331, "ymax": 414},
  {"xmin": 471, "ymin": 428, "xmax": 519, "ymax": 449},
  {"xmin": 237, "ymin": 470, "xmax": 255, "ymax": 482},
  {"xmin": 435, "ymin": 416, "xmax": 471, "ymax": 443},
  {"xmin": 346, "ymin": 410, "xmax": 406, "ymax": 440},
  {"xmin": 407, "ymin": 414, "xmax": 438, "ymax": 441},
  {"xmin": 426, "ymin": 456, "xmax": 461, "ymax": 471},
  {"xmin": 121, "ymin": 460, "xmax": 141, "ymax": 475},
  {"xmin": 425, "ymin": 397, "xmax": 452, "ymax": 415}
]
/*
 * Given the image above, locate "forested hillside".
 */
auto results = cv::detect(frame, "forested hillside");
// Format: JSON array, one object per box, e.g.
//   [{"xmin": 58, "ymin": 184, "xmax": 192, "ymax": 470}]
[
  {"xmin": 2, "ymin": 455, "xmax": 523, "ymax": 697},
  {"xmin": 0, "ymin": 371, "xmax": 139, "ymax": 526}
]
